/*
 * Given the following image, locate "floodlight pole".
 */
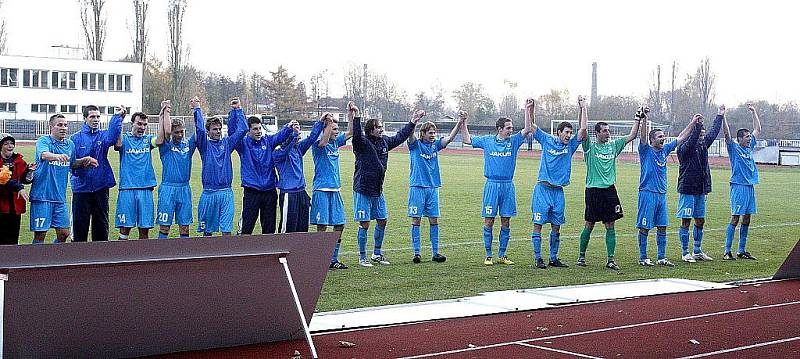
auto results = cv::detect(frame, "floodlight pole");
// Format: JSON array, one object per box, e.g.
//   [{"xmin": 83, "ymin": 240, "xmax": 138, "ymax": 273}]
[{"xmin": 279, "ymin": 257, "xmax": 318, "ymax": 359}]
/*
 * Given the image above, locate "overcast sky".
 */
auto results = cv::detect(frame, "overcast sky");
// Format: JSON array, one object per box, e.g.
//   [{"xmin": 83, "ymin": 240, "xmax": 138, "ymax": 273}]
[{"xmin": 3, "ymin": 0, "xmax": 798, "ymax": 107}]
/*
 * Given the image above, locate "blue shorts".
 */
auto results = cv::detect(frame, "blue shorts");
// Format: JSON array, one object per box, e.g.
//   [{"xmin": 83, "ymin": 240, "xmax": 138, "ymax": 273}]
[
  {"xmin": 676, "ymin": 194, "xmax": 706, "ymax": 219},
  {"xmin": 30, "ymin": 201, "xmax": 70, "ymax": 231},
  {"xmin": 531, "ymin": 182, "xmax": 565, "ymax": 225},
  {"xmin": 637, "ymin": 191, "xmax": 669, "ymax": 229},
  {"xmin": 116, "ymin": 189, "xmax": 154, "ymax": 228},
  {"xmin": 353, "ymin": 192, "xmax": 387, "ymax": 221},
  {"xmin": 482, "ymin": 180, "xmax": 516, "ymax": 218},
  {"xmin": 198, "ymin": 188, "xmax": 234, "ymax": 233},
  {"xmin": 408, "ymin": 187, "xmax": 440, "ymax": 218},
  {"xmin": 157, "ymin": 184, "xmax": 193, "ymax": 226},
  {"xmin": 311, "ymin": 190, "xmax": 345, "ymax": 225},
  {"xmin": 730, "ymin": 183, "xmax": 757, "ymax": 215}
]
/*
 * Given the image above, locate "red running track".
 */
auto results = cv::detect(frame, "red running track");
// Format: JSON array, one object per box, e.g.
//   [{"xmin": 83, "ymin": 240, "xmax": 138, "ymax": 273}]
[{"xmin": 149, "ymin": 279, "xmax": 800, "ymax": 359}]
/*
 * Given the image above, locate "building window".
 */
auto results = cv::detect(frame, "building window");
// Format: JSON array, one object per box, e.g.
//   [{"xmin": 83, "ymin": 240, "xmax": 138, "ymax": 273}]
[
  {"xmin": 60, "ymin": 105, "xmax": 78, "ymax": 113},
  {"xmin": 31, "ymin": 104, "xmax": 57, "ymax": 113},
  {"xmin": 108, "ymin": 74, "xmax": 132, "ymax": 92},
  {"xmin": 0, "ymin": 68, "xmax": 18, "ymax": 87},
  {"xmin": 105, "ymin": 106, "xmax": 131, "ymax": 115},
  {"xmin": 82, "ymin": 72, "xmax": 106, "ymax": 91},
  {"xmin": 0, "ymin": 102, "xmax": 17, "ymax": 112},
  {"xmin": 22, "ymin": 69, "xmax": 50, "ymax": 88},
  {"xmin": 52, "ymin": 71, "xmax": 77, "ymax": 90}
]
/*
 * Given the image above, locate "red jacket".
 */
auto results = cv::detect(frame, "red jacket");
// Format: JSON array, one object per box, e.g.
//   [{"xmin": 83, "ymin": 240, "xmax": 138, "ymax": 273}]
[{"xmin": 0, "ymin": 153, "xmax": 29, "ymax": 215}]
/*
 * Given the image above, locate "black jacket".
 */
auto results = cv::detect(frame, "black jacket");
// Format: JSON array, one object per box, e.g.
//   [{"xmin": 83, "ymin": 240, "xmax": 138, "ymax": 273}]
[
  {"xmin": 676, "ymin": 114, "xmax": 723, "ymax": 195},
  {"xmin": 352, "ymin": 117, "xmax": 415, "ymax": 196}
]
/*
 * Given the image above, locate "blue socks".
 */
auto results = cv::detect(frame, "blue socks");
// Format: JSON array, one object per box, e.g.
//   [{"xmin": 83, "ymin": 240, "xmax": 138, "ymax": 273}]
[
  {"xmin": 656, "ymin": 231, "xmax": 667, "ymax": 260},
  {"xmin": 679, "ymin": 226, "xmax": 690, "ymax": 256},
  {"xmin": 638, "ymin": 231, "xmax": 648, "ymax": 260},
  {"xmin": 693, "ymin": 225, "xmax": 703, "ymax": 254},
  {"xmin": 738, "ymin": 225, "xmax": 749, "ymax": 254},
  {"xmin": 411, "ymin": 224, "xmax": 421, "ymax": 255},
  {"xmin": 357, "ymin": 227, "xmax": 368, "ymax": 259},
  {"xmin": 725, "ymin": 223, "xmax": 735, "ymax": 253},
  {"xmin": 483, "ymin": 226, "xmax": 493, "ymax": 257},
  {"xmin": 331, "ymin": 240, "xmax": 341, "ymax": 263},
  {"xmin": 531, "ymin": 232, "xmax": 542, "ymax": 261},
  {"xmin": 498, "ymin": 227, "xmax": 510, "ymax": 257},
  {"xmin": 430, "ymin": 224, "xmax": 440, "ymax": 255},
  {"xmin": 549, "ymin": 232, "xmax": 560, "ymax": 261},
  {"xmin": 373, "ymin": 225, "xmax": 385, "ymax": 255}
]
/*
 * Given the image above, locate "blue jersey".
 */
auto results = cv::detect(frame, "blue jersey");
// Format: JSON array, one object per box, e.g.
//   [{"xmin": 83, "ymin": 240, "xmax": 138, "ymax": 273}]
[
  {"xmin": 408, "ymin": 138, "xmax": 444, "ymax": 188},
  {"xmin": 194, "ymin": 107, "xmax": 248, "ymax": 191},
  {"xmin": 638, "ymin": 140, "xmax": 678, "ymax": 194},
  {"xmin": 30, "ymin": 135, "xmax": 76, "ymax": 203},
  {"xmin": 471, "ymin": 132, "xmax": 525, "ymax": 182},
  {"xmin": 534, "ymin": 128, "xmax": 581, "ymax": 186},
  {"xmin": 118, "ymin": 133, "xmax": 157, "ymax": 190},
  {"xmin": 158, "ymin": 136, "xmax": 197, "ymax": 186},
  {"xmin": 312, "ymin": 133, "xmax": 347, "ymax": 191},
  {"xmin": 727, "ymin": 135, "xmax": 759, "ymax": 185}
]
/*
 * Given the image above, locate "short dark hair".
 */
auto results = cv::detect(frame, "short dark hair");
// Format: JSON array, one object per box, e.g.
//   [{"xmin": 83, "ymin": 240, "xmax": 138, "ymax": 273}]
[
  {"xmin": 206, "ymin": 116, "xmax": 223, "ymax": 131},
  {"xmin": 557, "ymin": 121, "xmax": 573, "ymax": 133},
  {"xmin": 247, "ymin": 116, "xmax": 261, "ymax": 128},
  {"xmin": 649, "ymin": 128, "xmax": 663, "ymax": 143},
  {"xmin": 736, "ymin": 128, "xmax": 750, "ymax": 139},
  {"xmin": 594, "ymin": 121, "xmax": 608, "ymax": 133},
  {"xmin": 365, "ymin": 118, "xmax": 382, "ymax": 136},
  {"xmin": 82, "ymin": 105, "xmax": 99, "ymax": 119},
  {"xmin": 419, "ymin": 121, "xmax": 437, "ymax": 137},
  {"xmin": 49, "ymin": 113, "xmax": 66, "ymax": 125},
  {"xmin": 171, "ymin": 118, "xmax": 186, "ymax": 131},
  {"xmin": 131, "ymin": 112, "xmax": 148, "ymax": 123},
  {"xmin": 495, "ymin": 117, "xmax": 512, "ymax": 131}
]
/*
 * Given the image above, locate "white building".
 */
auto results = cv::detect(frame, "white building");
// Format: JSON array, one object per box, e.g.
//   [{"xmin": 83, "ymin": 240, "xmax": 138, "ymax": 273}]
[{"xmin": 0, "ymin": 54, "xmax": 143, "ymax": 123}]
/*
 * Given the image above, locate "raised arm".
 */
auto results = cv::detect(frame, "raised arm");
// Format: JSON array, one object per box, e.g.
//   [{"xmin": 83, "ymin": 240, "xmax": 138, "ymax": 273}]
[
  {"xmin": 191, "ymin": 97, "xmax": 208, "ymax": 153},
  {"xmin": 299, "ymin": 117, "xmax": 326, "ymax": 155},
  {"xmin": 440, "ymin": 117, "xmax": 463, "ymax": 148},
  {"xmin": 406, "ymin": 110, "xmax": 423, "ymax": 146},
  {"xmin": 577, "ymin": 96, "xmax": 588, "ymax": 141},
  {"xmin": 676, "ymin": 114, "xmax": 701, "ymax": 144},
  {"xmin": 226, "ymin": 104, "xmax": 249, "ymax": 153},
  {"xmin": 317, "ymin": 113, "xmax": 335, "ymax": 148},
  {"xmin": 344, "ymin": 108, "xmax": 355, "ymax": 141},
  {"xmin": 748, "ymin": 103, "xmax": 762, "ymax": 138},
  {"xmin": 703, "ymin": 106, "xmax": 724, "ymax": 148},
  {"xmin": 637, "ymin": 106, "xmax": 649, "ymax": 144},
  {"xmin": 459, "ymin": 111, "xmax": 472, "ymax": 145},
  {"xmin": 348, "ymin": 102, "xmax": 366, "ymax": 151},
  {"xmin": 156, "ymin": 100, "xmax": 171, "ymax": 146},
  {"xmin": 722, "ymin": 111, "xmax": 732, "ymax": 144},
  {"xmin": 625, "ymin": 107, "xmax": 643, "ymax": 144},
  {"xmin": 522, "ymin": 98, "xmax": 537, "ymax": 138},
  {"xmin": 103, "ymin": 105, "xmax": 125, "ymax": 148},
  {"xmin": 385, "ymin": 110, "xmax": 422, "ymax": 151}
]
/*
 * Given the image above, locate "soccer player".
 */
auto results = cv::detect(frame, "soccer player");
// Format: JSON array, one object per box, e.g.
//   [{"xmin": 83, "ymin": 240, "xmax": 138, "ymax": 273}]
[
  {"xmin": 577, "ymin": 110, "xmax": 641, "ymax": 270},
  {"xmin": 232, "ymin": 111, "xmax": 295, "ymax": 236},
  {"xmin": 70, "ymin": 104, "xmax": 123, "ymax": 242},
  {"xmin": 29, "ymin": 114, "xmax": 98, "ymax": 243},
  {"xmin": 529, "ymin": 96, "xmax": 588, "ymax": 269},
  {"xmin": 636, "ymin": 110, "xmax": 696, "ymax": 267},
  {"xmin": 406, "ymin": 111, "xmax": 464, "ymax": 264},
  {"xmin": 676, "ymin": 105, "xmax": 724, "ymax": 263},
  {"xmin": 273, "ymin": 114, "xmax": 326, "ymax": 233},
  {"xmin": 311, "ymin": 112, "xmax": 354, "ymax": 269},
  {"xmin": 461, "ymin": 108, "xmax": 532, "ymax": 266},
  {"xmin": 114, "ymin": 111, "xmax": 157, "ymax": 240},
  {"xmin": 351, "ymin": 102, "xmax": 418, "ymax": 267},
  {"xmin": 0, "ymin": 133, "xmax": 35, "ymax": 245},
  {"xmin": 154, "ymin": 100, "xmax": 196, "ymax": 239},
  {"xmin": 194, "ymin": 97, "xmax": 249, "ymax": 236},
  {"xmin": 722, "ymin": 103, "xmax": 762, "ymax": 260}
]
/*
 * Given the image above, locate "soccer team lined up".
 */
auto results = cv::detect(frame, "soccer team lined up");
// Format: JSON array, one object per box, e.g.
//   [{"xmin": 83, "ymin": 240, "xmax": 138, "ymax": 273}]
[{"xmin": 0, "ymin": 96, "xmax": 762, "ymax": 271}]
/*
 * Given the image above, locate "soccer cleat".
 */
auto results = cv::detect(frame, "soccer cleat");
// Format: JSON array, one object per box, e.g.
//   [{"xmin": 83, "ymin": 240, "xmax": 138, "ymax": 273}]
[
  {"xmin": 606, "ymin": 261, "xmax": 620, "ymax": 271},
  {"xmin": 535, "ymin": 258, "xmax": 547, "ymax": 269},
  {"xmin": 639, "ymin": 258, "xmax": 655, "ymax": 267},
  {"xmin": 358, "ymin": 258, "xmax": 374, "ymax": 267},
  {"xmin": 657, "ymin": 258, "xmax": 675, "ymax": 267},
  {"xmin": 412, "ymin": 254, "xmax": 422, "ymax": 264},
  {"xmin": 370, "ymin": 253, "xmax": 391, "ymax": 265},
  {"xmin": 484, "ymin": 256, "xmax": 494, "ymax": 266},
  {"xmin": 497, "ymin": 256, "xmax": 515, "ymax": 265},
  {"xmin": 722, "ymin": 252, "xmax": 736, "ymax": 261},
  {"xmin": 737, "ymin": 252, "xmax": 757, "ymax": 260},
  {"xmin": 329, "ymin": 261, "xmax": 348, "ymax": 270},
  {"xmin": 548, "ymin": 259, "xmax": 569, "ymax": 268},
  {"xmin": 432, "ymin": 253, "xmax": 447, "ymax": 263},
  {"xmin": 682, "ymin": 253, "xmax": 697, "ymax": 263},
  {"xmin": 693, "ymin": 252, "xmax": 713, "ymax": 261},
  {"xmin": 576, "ymin": 257, "xmax": 587, "ymax": 267}
]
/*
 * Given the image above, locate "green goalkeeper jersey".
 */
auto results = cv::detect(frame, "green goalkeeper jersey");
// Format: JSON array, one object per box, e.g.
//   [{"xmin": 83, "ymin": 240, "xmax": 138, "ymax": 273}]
[{"xmin": 582, "ymin": 137, "xmax": 627, "ymax": 188}]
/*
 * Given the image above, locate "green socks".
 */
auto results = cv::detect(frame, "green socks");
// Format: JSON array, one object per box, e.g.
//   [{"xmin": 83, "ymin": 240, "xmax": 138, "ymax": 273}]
[
  {"xmin": 579, "ymin": 227, "xmax": 592, "ymax": 257},
  {"xmin": 605, "ymin": 227, "xmax": 617, "ymax": 261}
]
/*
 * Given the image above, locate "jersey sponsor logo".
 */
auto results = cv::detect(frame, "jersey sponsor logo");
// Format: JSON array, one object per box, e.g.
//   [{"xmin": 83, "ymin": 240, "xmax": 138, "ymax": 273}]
[
  {"xmin": 126, "ymin": 147, "xmax": 150, "ymax": 154},
  {"xmin": 739, "ymin": 152, "xmax": 752, "ymax": 160},
  {"xmin": 419, "ymin": 152, "xmax": 437, "ymax": 160},
  {"xmin": 595, "ymin": 152, "xmax": 615, "ymax": 160},
  {"xmin": 547, "ymin": 148, "xmax": 569, "ymax": 156},
  {"xmin": 489, "ymin": 151, "xmax": 512, "ymax": 157},
  {"xmin": 327, "ymin": 149, "xmax": 340, "ymax": 157},
  {"xmin": 170, "ymin": 145, "xmax": 190, "ymax": 154},
  {"xmin": 49, "ymin": 160, "xmax": 70, "ymax": 167}
]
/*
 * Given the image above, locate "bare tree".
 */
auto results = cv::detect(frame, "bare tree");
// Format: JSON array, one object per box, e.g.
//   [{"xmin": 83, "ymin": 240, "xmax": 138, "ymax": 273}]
[
  {"xmin": 79, "ymin": 0, "xmax": 107, "ymax": 60},
  {"xmin": 669, "ymin": 61, "xmax": 677, "ymax": 133},
  {"xmin": 696, "ymin": 56, "xmax": 715, "ymax": 114},
  {"xmin": 0, "ymin": 0, "xmax": 7, "ymax": 55},
  {"xmin": 167, "ymin": 0, "xmax": 188, "ymax": 111},
  {"xmin": 131, "ymin": 0, "xmax": 149, "ymax": 63},
  {"xmin": 648, "ymin": 65, "xmax": 662, "ymax": 123}
]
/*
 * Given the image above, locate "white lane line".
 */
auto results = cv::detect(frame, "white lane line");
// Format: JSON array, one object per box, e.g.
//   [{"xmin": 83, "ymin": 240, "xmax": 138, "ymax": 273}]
[
  {"xmin": 516, "ymin": 342, "xmax": 603, "ymax": 359},
  {"xmin": 397, "ymin": 300, "xmax": 800, "ymax": 358},
  {"xmin": 676, "ymin": 336, "xmax": 800, "ymax": 358}
]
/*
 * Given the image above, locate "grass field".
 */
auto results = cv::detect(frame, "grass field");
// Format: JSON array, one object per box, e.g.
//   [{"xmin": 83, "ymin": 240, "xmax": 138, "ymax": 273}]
[{"xmin": 11, "ymin": 142, "xmax": 800, "ymax": 312}]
